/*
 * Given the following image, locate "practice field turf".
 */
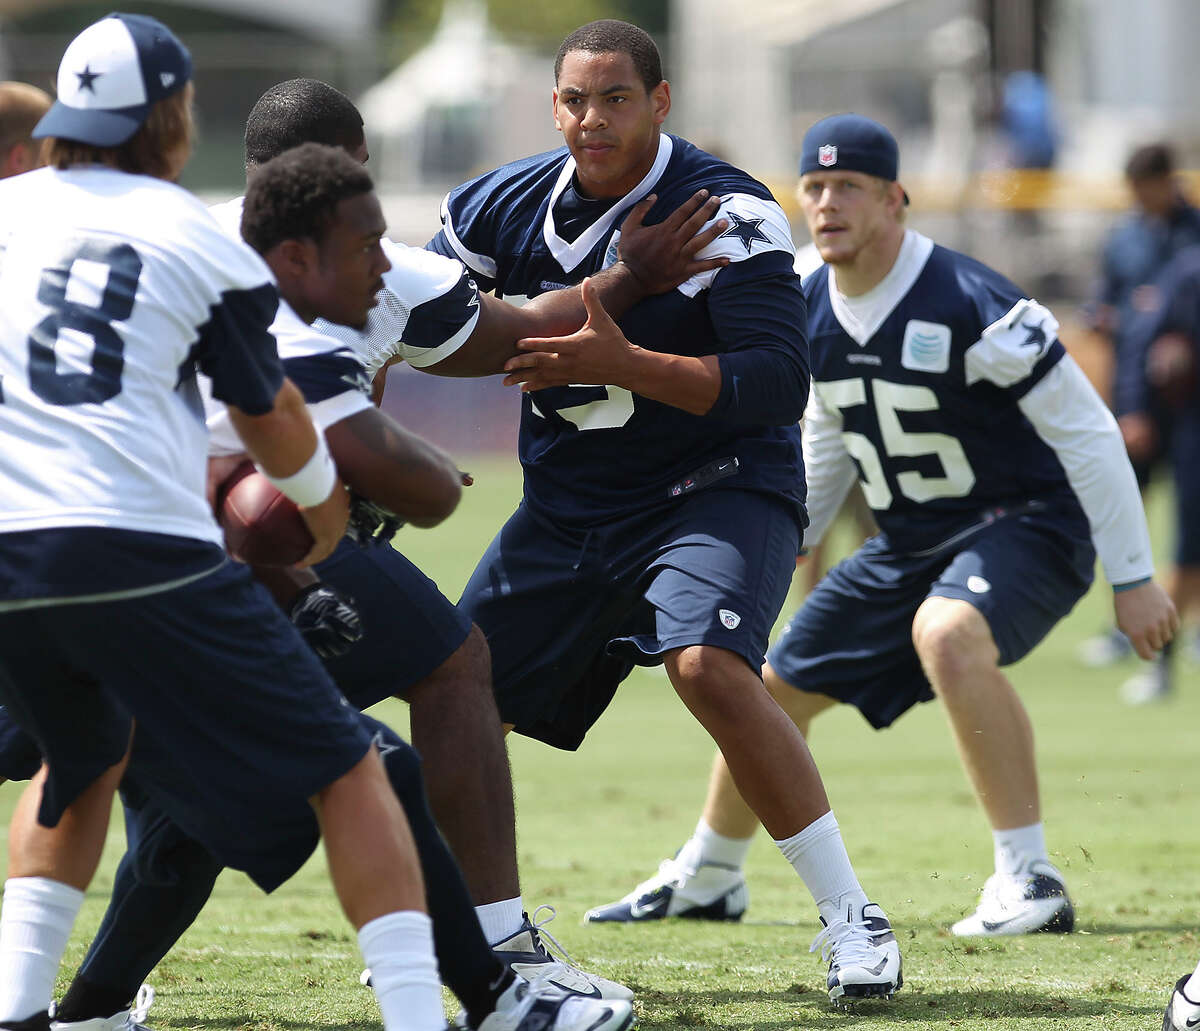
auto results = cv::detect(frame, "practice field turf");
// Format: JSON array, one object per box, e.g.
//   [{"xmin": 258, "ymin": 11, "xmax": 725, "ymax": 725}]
[{"xmin": 2, "ymin": 457, "xmax": 1195, "ymax": 1030}]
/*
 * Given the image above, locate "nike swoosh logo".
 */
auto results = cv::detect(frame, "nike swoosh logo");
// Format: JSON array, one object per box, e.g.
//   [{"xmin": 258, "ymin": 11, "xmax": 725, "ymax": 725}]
[
  {"xmin": 509, "ymin": 962, "xmax": 601, "ymax": 998},
  {"xmin": 980, "ymin": 916, "xmax": 1024, "ymax": 932},
  {"xmin": 1184, "ymin": 1015, "xmax": 1200, "ymax": 1029},
  {"xmin": 629, "ymin": 893, "xmax": 669, "ymax": 919}
]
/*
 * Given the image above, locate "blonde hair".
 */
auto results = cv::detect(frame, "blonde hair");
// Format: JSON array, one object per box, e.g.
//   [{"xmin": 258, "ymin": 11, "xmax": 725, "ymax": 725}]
[
  {"xmin": 45, "ymin": 85, "xmax": 193, "ymax": 180},
  {"xmin": 0, "ymin": 81, "xmax": 52, "ymax": 159}
]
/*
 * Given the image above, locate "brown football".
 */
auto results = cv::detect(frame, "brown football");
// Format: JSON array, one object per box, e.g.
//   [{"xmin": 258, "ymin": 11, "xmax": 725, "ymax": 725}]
[{"xmin": 216, "ymin": 459, "xmax": 313, "ymax": 566}]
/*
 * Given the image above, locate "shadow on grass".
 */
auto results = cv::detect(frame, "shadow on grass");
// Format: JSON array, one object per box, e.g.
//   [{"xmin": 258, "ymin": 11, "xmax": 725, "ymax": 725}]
[{"xmin": 631, "ymin": 986, "xmax": 1163, "ymax": 1028}]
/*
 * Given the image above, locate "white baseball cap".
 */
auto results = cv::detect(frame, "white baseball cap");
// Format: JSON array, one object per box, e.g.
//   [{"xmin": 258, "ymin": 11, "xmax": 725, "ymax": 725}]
[{"xmin": 34, "ymin": 12, "xmax": 192, "ymax": 147}]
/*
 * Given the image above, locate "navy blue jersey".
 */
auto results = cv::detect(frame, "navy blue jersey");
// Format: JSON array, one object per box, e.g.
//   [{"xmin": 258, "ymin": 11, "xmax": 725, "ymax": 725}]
[
  {"xmin": 805, "ymin": 232, "xmax": 1089, "ymax": 553},
  {"xmin": 429, "ymin": 133, "xmax": 808, "ymax": 528}
]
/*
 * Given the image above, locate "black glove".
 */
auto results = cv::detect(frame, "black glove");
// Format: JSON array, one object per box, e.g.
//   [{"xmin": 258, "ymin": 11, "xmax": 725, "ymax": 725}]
[
  {"xmin": 346, "ymin": 493, "xmax": 406, "ymax": 546},
  {"xmin": 290, "ymin": 583, "xmax": 364, "ymax": 659}
]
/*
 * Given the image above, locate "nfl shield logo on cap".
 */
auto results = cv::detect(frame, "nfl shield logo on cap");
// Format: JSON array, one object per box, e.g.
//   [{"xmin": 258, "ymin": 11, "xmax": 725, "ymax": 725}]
[{"xmin": 818, "ymin": 144, "xmax": 838, "ymax": 167}]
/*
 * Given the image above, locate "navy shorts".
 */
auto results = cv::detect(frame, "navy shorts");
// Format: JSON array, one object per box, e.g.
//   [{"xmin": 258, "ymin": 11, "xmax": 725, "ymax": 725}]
[
  {"xmin": 122, "ymin": 713, "xmax": 409, "ymax": 892},
  {"xmin": 768, "ymin": 508, "xmax": 1094, "ymax": 729},
  {"xmin": 0, "ymin": 560, "xmax": 373, "ymax": 888},
  {"xmin": 1170, "ymin": 410, "xmax": 1200, "ymax": 566},
  {"xmin": 316, "ymin": 537, "xmax": 473, "ymax": 709},
  {"xmin": 460, "ymin": 490, "xmax": 802, "ymax": 750}
]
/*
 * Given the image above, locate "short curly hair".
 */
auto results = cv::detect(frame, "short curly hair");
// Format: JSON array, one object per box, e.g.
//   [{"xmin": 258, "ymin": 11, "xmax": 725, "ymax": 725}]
[
  {"xmin": 241, "ymin": 142, "xmax": 374, "ymax": 255},
  {"xmin": 244, "ymin": 79, "xmax": 363, "ymax": 172},
  {"xmin": 554, "ymin": 20, "xmax": 663, "ymax": 94}
]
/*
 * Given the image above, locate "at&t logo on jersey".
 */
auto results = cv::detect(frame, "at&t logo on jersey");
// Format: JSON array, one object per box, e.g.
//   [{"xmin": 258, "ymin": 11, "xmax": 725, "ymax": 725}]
[{"xmin": 901, "ymin": 320, "xmax": 951, "ymax": 373}]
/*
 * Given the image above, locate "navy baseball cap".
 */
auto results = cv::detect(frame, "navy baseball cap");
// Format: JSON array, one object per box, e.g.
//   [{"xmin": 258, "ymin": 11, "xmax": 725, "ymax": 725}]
[
  {"xmin": 34, "ymin": 13, "xmax": 192, "ymax": 147},
  {"xmin": 800, "ymin": 113, "xmax": 909, "ymax": 203}
]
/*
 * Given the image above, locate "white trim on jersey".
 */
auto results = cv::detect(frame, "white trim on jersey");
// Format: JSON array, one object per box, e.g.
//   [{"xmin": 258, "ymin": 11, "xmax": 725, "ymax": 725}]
[
  {"xmin": 827, "ymin": 230, "xmax": 934, "ymax": 346},
  {"xmin": 676, "ymin": 191, "xmax": 795, "ymax": 298},
  {"xmin": 1017, "ymin": 357, "xmax": 1155, "ymax": 586},
  {"xmin": 205, "ymin": 300, "xmax": 372, "ymax": 455},
  {"xmin": 799, "ymin": 385, "xmax": 859, "ymax": 551},
  {"xmin": 403, "ymin": 315, "xmax": 478, "ymax": 370},
  {"xmin": 439, "ymin": 191, "xmax": 499, "ymax": 280},
  {"xmin": 543, "ymin": 134, "xmax": 674, "ymax": 273}
]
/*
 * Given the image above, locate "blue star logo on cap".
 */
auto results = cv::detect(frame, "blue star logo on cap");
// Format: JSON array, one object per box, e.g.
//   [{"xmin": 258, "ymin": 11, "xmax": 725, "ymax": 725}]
[
  {"xmin": 75, "ymin": 64, "xmax": 102, "ymax": 93},
  {"xmin": 719, "ymin": 213, "xmax": 770, "ymax": 254}
]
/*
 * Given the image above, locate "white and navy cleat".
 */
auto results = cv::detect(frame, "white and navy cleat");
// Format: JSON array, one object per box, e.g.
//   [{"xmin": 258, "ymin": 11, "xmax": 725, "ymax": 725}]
[
  {"xmin": 951, "ymin": 859, "xmax": 1074, "ymax": 936},
  {"xmin": 493, "ymin": 906, "xmax": 633, "ymax": 1002},
  {"xmin": 584, "ymin": 857, "xmax": 747, "ymax": 924},
  {"xmin": 810, "ymin": 901, "xmax": 902, "ymax": 1004},
  {"xmin": 1163, "ymin": 973, "xmax": 1200, "ymax": 1031}
]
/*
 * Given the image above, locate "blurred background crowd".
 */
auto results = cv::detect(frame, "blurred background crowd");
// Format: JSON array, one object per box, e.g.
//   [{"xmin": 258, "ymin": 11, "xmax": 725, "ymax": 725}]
[{"xmin": 4, "ymin": 0, "xmax": 1199, "ymax": 695}]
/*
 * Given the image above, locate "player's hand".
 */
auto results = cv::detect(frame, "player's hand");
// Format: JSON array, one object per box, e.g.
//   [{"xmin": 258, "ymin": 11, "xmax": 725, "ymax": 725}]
[
  {"xmin": 296, "ymin": 481, "xmax": 350, "ymax": 567},
  {"xmin": 1113, "ymin": 580, "xmax": 1179, "ymax": 659},
  {"xmin": 1117, "ymin": 412, "xmax": 1157, "ymax": 464},
  {"xmin": 504, "ymin": 278, "xmax": 636, "ymax": 391},
  {"xmin": 206, "ymin": 452, "xmax": 249, "ymax": 513},
  {"xmin": 616, "ymin": 189, "xmax": 729, "ymax": 294},
  {"xmin": 346, "ymin": 492, "xmax": 406, "ymax": 545},
  {"xmin": 290, "ymin": 582, "xmax": 364, "ymax": 659}
]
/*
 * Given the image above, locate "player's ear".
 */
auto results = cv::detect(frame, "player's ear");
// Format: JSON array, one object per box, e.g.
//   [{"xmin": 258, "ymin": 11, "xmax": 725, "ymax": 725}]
[
  {"xmin": 272, "ymin": 238, "xmax": 318, "ymax": 281},
  {"xmin": 552, "ymin": 88, "xmax": 562, "ymax": 132},
  {"xmin": 652, "ymin": 80, "xmax": 671, "ymax": 125}
]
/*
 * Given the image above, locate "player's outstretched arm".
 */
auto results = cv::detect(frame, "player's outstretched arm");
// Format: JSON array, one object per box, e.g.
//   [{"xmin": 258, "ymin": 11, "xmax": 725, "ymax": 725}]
[
  {"xmin": 323, "ymin": 407, "xmax": 462, "ymax": 528},
  {"xmin": 504, "ymin": 277, "xmax": 723, "ymax": 414},
  {"xmin": 228, "ymin": 378, "xmax": 348, "ymax": 567},
  {"xmin": 423, "ymin": 190, "xmax": 728, "ymax": 378},
  {"xmin": 1113, "ymin": 581, "xmax": 1180, "ymax": 659}
]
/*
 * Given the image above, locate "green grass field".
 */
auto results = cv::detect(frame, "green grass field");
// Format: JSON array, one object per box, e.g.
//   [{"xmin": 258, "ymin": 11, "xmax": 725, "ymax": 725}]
[{"xmin": 4, "ymin": 458, "xmax": 1196, "ymax": 1030}]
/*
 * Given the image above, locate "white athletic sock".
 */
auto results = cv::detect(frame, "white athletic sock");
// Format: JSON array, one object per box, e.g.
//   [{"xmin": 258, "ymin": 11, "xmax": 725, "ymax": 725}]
[
  {"xmin": 1184, "ymin": 957, "xmax": 1200, "ymax": 1001},
  {"xmin": 773, "ymin": 811, "xmax": 868, "ymax": 925},
  {"xmin": 0, "ymin": 877, "xmax": 85, "ymax": 1022},
  {"xmin": 676, "ymin": 818, "xmax": 753, "ymax": 874},
  {"xmin": 358, "ymin": 911, "xmax": 443, "ymax": 1031},
  {"xmin": 992, "ymin": 823, "xmax": 1047, "ymax": 878},
  {"xmin": 476, "ymin": 896, "xmax": 525, "ymax": 945}
]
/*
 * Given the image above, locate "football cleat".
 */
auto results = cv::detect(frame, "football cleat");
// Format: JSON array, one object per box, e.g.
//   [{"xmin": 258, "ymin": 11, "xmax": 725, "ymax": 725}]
[
  {"xmin": 951, "ymin": 859, "xmax": 1074, "ymax": 936},
  {"xmin": 1076, "ymin": 627, "xmax": 1133, "ymax": 668},
  {"xmin": 50, "ymin": 985, "xmax": 156, "ymax": 1031},
  {"xmin": 584, "ymin": 857, "xmax": 747, "ymax": 923},
  {"xmin": 1163, "ymin": 973, "xmax": 1200, "ymax": 1031},
  {"xmin": 1120, "ymin": 664, "xmax": 1171, "ymax": 705},
  {"xmin": 492, "ymin": 906, "xmax": 633, "ymax": 1001},
  {"xmin": 459, "ymin": 974, "xmax": 634, "ymax": 1031},
  {"xmin": 809, "ymin": 901, "xmax": 902, "ymax": 1003}
]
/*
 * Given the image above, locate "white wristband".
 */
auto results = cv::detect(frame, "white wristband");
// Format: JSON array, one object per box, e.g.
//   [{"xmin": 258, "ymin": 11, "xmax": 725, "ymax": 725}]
[{"xmin": 256, "ymin": 432, "xmax": 337, "ymax": 508}]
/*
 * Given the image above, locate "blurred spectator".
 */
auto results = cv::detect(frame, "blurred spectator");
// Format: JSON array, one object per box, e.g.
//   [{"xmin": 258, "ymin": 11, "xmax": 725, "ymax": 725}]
[
  {"xmin": 1110, "ymin": 245, "xmax": 1200, "ymax": 702},
  {"xmin": 1077, "ymin": 143, "xmax": 1200, "ymax": 673},
  {"xmin": 1001, "ymin": 70, "xmax": 1057, "ymax": 170},
  {"xmin": 0, "ymin": 81, "xmax": 51, "ymax": 178}
]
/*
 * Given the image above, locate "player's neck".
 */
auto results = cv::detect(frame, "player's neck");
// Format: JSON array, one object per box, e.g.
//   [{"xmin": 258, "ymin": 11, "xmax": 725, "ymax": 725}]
[{"xmin": 832, "ymin": 225, "xmax": 906, "ymax": 298}]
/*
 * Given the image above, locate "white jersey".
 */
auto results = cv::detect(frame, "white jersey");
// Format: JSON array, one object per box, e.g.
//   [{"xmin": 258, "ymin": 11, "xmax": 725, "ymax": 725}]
[
  {"xmin": 211, "ymin": 196, "xmax": 480, "ymax": 378},
  {"xmin": 0, "ymin": 167, "xmax": 280, "ymax": 550},
  {"xmin": 206, "ymin": 299, "xmax": 372, "ymax": 451}
]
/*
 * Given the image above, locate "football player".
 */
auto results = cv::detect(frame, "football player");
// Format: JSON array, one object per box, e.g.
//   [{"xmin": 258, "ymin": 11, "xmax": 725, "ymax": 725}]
[
  {"xmin": 584, "ymin": 114, "xmax": 1177, "ymax": 940},
  {"xmin": 429, "ymin": 20, "xmax": 903, "ymax": 1003},
  {"xmin": 0, "ymin": 81, "xmax": 51, "ymax": 178},
  {"xmin": 0, "ymin": 16, "xmax": 449, "ymax": 1031}
]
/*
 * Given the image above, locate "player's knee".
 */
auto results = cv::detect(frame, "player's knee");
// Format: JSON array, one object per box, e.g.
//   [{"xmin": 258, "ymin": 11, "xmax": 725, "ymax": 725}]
[
  {"xmin": 667, "ymin": 645, "xmax": 750, "ymax": 715},
  {"xmin": 912, "ymin": 599, "xmax": 997, "ymax": 688}
]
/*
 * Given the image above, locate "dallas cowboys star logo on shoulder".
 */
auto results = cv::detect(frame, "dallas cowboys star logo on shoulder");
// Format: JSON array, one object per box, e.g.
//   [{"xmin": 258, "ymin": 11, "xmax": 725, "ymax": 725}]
[
  {"xmin": 75, "ymin": 65, "xmax": 102, "ymax": 93},
  {"xmin": 719, "ymin": 213, "xmax": 770, "ymax": 254}
]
